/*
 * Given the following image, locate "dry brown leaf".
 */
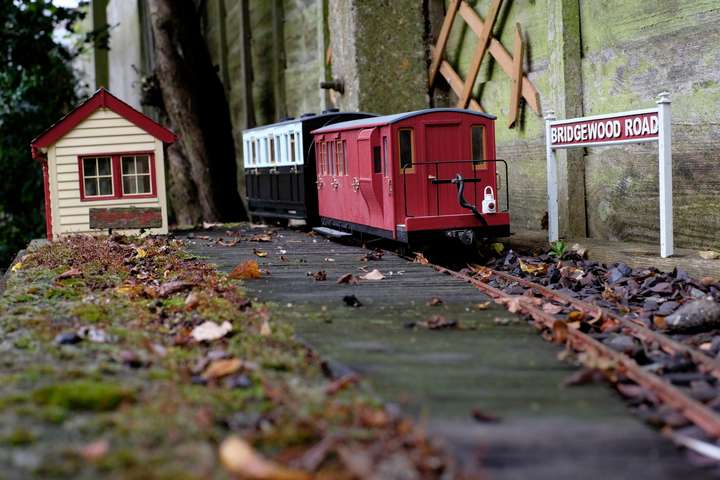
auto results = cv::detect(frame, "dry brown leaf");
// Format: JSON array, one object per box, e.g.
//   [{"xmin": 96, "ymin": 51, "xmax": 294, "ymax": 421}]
[
  {"xmin": 495, "ymin": 296, "xmax": 522, "ymax": 314},
  {"xmin": 698, "ymin": 250, "xmax": 720, "ymax": 260},
  {"xmin": 336, "ymin": 273, "xmax": 359, "ymax": 285},
  {"xmin": 158, "ymin": 280, "xmax": 195, "ymax": 297},
  {"xmin": 413, "ymin": 252, "xmax": 429, "ymax": 265},
  {"xmin": 427, "ymin": 297, "xmax": 443, "ymax": 307},
  {"xmin": 520, "ymin": 260, "xmax": 548, "ymax": 276},
  {"xmin": 475, "ymin": 301, "xmax": 491, "ymax": 310},
  {"xmin": 254, "ymin": 249, "xmax": 268, "ymax": 257},
  {"xmin": 229, "ymin": 260, "xmax": 262, "ymax": 280},
  {"xmin": 542, "ymin": 303, "xmax": 564, "ymax": 315},
  {"xmin": 57, "ymin": 267, "xmax": 83, "ymax": 280},
  {"xmin": 308, "ymin": 270, "xmax": 327, "ymax": 281},
  {"xmin": 260, "ymin": 320, "xmax": 272, "ymax": 336},
  {"xmin": 418, "ymin": 315, "xmax": 458, "ymax": 329},
  {"xmin": 552, "ymin": 320, "xmax": 568, "ymax": 343},
  {"xmin": 653, "ymin": 315, "xmax": 668, "ymax": 330},
  {"xmin": 202, "ymin": 358, "xmax": 257, "ymax": 380},
  {"xmin": 184, "ymin": 292, "xmax": 200, "ymax": 310},
  {"xmin": 360, "ymin": 269, "xmax": 385, "ymax": 280},
  {"xmin": 250, "ymin": 234, "xmax": 273, "ymax": 242},
  {"xmin": 567, "ymin": 311, "xmax": 585, "ymax": 322},
  {"xmin": 326, "ymin": 373, "xmax": 360, "ymax": 396}
]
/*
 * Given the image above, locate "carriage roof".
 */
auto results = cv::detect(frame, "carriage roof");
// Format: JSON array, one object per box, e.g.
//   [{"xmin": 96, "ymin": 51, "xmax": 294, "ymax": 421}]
[
  {"xmin": 242, "ymin": 111, "xmax": 376, "ymax": 135},
  {"xmin": 311, "ymin": 108, "xmax": 496, "ymax": 134}
]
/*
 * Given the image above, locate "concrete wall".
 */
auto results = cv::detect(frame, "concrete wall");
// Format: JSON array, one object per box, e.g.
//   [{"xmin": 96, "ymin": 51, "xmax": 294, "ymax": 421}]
[{"xmin": 329, "ymin": 0, "xmax": 428, "ymax": 114}]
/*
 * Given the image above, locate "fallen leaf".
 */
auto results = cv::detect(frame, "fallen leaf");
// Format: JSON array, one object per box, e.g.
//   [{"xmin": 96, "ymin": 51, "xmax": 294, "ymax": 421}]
[
  {"xmin": 191, "ymin": 320, "xmax": 233, "ymax": 342},
  {"xmin": 471, "ymin": 407, "xmax": 499, "ymax": 422},
  {"xmin": 336, "ymin": 273, "xmax": 359, "ymax": 285},
  {"xmin": 418, "ymin": 315, "xmax": 458, "ymax": 329},
  {"xmin": 699, "ymin": 250, "xmax": 720, "ymax": 260},
  {"xmin": 653, "ymin": 315, "xmax": 668, "ymax": 330},
  {"xmin": 520, "ymin": 260, "xmax": 548, "ymax": 276},
  {"xmin": 250, "ymin": 234, "xmax": 273, "ymax": 242},
  {"xmin": 475, "ymin": 301, "xmax": 491, "ymax": 310},
  {"xmin": 78, "ymin": 438, "xmax": 110, "ymax": 461},
  {"xmin": 203, "ymin": 222, "xmax": 223, "ymax": 230},
  {"xmin": 413, "ymin": 252, "xmax": 429, "ymax": 265},
  {"xmin": 495, "ymin": 296, "xmax": 522, "ymax": 314},
  {"xmin": 158, "ymin": 280, "xmax": 194, "ymax": 297},
  {"xmin": 260, "ymin": 320, "xmax": 272, "ymax": 336},
  {"xmin": 219, "ymin": 436, "xmax": 311, "ymax": 480},
  {"xmin": 542, "ymin": 303, "xmax": 564, "ymax": 315},
  {"xmin": 427, "ymin": 297, "xmax": 443, "ymax": 307},
  {"xmin": 10, "ymin": 262, "xmax": 22, "ymax": 272},
  {"xmin": 552, "ymin": 320, "xmax": 568, "ymax": 343},
  {"xmin": 229, "ymin": 260, "xmax": 262, "ymax": 280},
  {"xmin": 254, "ymin": 249, "xmax": 268, "ymax": 257},
  {"xmin": 567, "ymin": 311, "xmax": 585, "ymax": 322},
  {"xmin": 326, "ymin": 373, "xmax": 360, "ymax": 395},
  {"xmin": 700, "ymin": 341, "xmax": 713, "ymax": 351},
  {"xmin": 203, "ymin": 358, "xmax": 257, "ymax": 380},
  {"xmin": 57, "ymin": 267, "xmax": 82, "ymax": 280},
  {"xmin": 360, "ymin": 269, "xmax": 385, "ymax": 280},
  {"xmin": 324, "ymin": 257, "xmax": 335, "ymax": 262},
  {"xmin": 490, "ymin": 242, "xmax": 504, "ymax": 255},
  {"xmin": 135, "ymin": 248, "xmax": 148, "ymax": 258},
  {"xmin": 184, "ymin": 292, "xmax": 200, "ymax": 310},
  {"xmin": 308, "ymin": 270, "xmax": 327, "ymax": 281}
]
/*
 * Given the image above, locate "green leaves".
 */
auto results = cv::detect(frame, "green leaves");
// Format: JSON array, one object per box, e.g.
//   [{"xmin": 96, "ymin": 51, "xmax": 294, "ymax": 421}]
[{"xmin": 0, "ymin": 0, "xmax": 83, "ymax": 268}]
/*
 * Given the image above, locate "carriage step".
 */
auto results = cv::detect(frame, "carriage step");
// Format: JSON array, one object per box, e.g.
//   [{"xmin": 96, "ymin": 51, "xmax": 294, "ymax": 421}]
[{"xmin": 313, "ymin": 227, "xmax": 352, "ymax": 238}]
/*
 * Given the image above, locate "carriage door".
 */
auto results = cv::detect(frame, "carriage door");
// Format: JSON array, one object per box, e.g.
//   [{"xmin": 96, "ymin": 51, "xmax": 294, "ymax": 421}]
[{"xmin": 424, "ymin": 123, "xmax": 469, "ymax": 215}]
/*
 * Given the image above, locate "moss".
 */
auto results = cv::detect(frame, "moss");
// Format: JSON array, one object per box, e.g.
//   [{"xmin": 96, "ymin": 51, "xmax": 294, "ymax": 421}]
[
  {"xmin": 13, "ymin": 335, "xmax": 32, "ymax": 350},
  {"xmin": 44, "ymin": 286, "xmax": 80, "ymax": 301},
  {"xmin": 71, "ymin": 303, "xmax": 106, "ymax": 323},
  {"xmin": 32, "ymin": 381, "xmax": 135, "ymax": 412},
  {"xmin": 2, "ymin": 427, "xmax": 35, "ymax": 446}
]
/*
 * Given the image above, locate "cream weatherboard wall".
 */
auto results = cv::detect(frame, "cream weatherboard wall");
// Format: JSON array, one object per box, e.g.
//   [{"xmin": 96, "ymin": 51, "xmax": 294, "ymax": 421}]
[{"xmin": 47, "ymin": 108, "xmax": 168, "ymax": 236}]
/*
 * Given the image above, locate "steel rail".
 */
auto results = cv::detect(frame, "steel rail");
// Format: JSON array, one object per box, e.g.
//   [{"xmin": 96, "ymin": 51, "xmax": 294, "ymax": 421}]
[
  {"xmin": 485, "ymin": 268, "xmax": 720, "ymax": 380},
  {"xmin": 431, "ymin": 263, "xmax": 720, "ymax": 439}
]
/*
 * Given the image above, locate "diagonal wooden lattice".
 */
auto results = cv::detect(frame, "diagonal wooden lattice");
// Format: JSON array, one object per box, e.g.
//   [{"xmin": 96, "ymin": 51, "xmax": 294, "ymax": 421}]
[{"xmin": 429, "ymin": 0, "xmax": 541, "ymax": 126}]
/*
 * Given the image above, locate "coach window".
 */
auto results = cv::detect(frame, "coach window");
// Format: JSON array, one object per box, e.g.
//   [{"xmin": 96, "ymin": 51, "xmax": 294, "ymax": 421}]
[
  {"xmin": 471, "ymin": 125, "xmax": 487, "ymax": 169},
  {"xmin": 343, "ymin": 141, "xmax": 348, "ymax": 175},
  {"xmin": 373, "ymin": 146, "xmax": 382, "ymax": 174},
  {"xmin": 398, "ymin": 128, "xmax": 414, "ymax": 171},
  {"xmin": 382, "ymin": 136, "xmax": 388, "ymax": 176},
  {"xmin": 336, "ymin": 140, "xmax": 344, "ymax": 175},
  {"xmin": 290, "ymin": 133, "xmax": 296, "ymax": 163},
  {"xmin": 269, "ymin": 136, "xmax": 276, "ymax": 164}
]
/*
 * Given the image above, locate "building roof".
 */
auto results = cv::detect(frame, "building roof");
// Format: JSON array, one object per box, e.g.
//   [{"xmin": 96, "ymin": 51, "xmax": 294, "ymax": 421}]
[
  {"xmin": 31, "ymin": 88, "xmax": 176, "ymax": 160},
  {"xmin": 311, "ymin": 108, "xmax": 496, "ymax": 134}
]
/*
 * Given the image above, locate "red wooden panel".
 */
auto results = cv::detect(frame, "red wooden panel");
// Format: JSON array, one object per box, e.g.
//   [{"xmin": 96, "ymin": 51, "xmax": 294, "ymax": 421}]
[{"xmin": 89, "ymin": 207, "xmax": 163, "ymax": 229}]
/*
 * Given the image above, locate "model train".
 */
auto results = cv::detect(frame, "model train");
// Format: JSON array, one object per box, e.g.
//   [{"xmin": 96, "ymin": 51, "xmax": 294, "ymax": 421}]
[{"xmin": 242, "ymin": 108, "xmax": 509, "ymax": 244}]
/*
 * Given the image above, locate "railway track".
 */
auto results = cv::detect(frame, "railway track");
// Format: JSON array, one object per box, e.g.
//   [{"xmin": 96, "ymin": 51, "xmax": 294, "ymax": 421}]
[{"xmin": 399, "ymin": 253, "xmax": 720, "ymax": 453}]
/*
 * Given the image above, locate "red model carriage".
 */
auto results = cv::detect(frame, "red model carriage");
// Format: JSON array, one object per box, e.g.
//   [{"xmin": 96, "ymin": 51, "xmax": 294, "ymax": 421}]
[{"xmin": 312, "ymin": 109, "xmax": 510, "ymax": 244}]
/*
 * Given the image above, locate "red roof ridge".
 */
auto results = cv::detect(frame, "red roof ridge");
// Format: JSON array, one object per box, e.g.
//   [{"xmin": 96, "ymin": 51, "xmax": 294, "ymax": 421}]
[{"xmin": 31, "ymin": 87, "xmax": 176, "ymax": 160}]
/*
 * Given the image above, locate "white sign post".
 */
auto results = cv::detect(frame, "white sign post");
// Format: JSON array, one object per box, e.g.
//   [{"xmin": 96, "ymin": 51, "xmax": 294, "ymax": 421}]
[{"xmin": 545, "ymin": 92, "xmax": 673, "ymax": 258}]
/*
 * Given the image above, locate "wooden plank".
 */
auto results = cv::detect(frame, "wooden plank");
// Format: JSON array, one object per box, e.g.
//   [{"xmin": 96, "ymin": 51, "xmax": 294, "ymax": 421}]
[
  {"xmin": 428, "ymin": 0, "xmax": 461, "ymax": 89},
  {"xmin": 458, "ymin": 2, "xmax": 541, "ymax": 115},
  {"xmin": 508, "ymin": 23, "xmax": 524, "ymax": 128},
  {"xmin": 437, "ymin": 59, "xmax": 484, "ymax": 112},
  {"xmin": 457, "ymin": 0, "xmax": 502, "ymax": 108}
]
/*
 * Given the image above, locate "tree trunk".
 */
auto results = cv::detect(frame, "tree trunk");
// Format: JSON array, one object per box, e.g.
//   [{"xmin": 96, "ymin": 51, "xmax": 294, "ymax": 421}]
[{"xmin": 148, "ymin": 0, "xmax": 246, "ymax": 222}]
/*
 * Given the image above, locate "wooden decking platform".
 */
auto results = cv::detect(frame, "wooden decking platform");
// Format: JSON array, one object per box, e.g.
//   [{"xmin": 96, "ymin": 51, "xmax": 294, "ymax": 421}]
[{"xmin": 183, "ymin": 225, "xmax": 708, "ymax": 479}]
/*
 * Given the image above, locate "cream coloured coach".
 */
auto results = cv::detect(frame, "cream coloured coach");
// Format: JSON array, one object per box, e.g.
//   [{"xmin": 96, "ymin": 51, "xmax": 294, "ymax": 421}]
[{"xmin": 31, "ymin": 88, "xmax": 176, "ymax": 239}]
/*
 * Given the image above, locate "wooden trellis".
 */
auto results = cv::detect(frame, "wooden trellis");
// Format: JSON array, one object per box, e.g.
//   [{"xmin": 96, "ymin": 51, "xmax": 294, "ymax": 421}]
[{"xmin": 429, "ymin": 0, "xmax": 541, "ymax": 127}]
